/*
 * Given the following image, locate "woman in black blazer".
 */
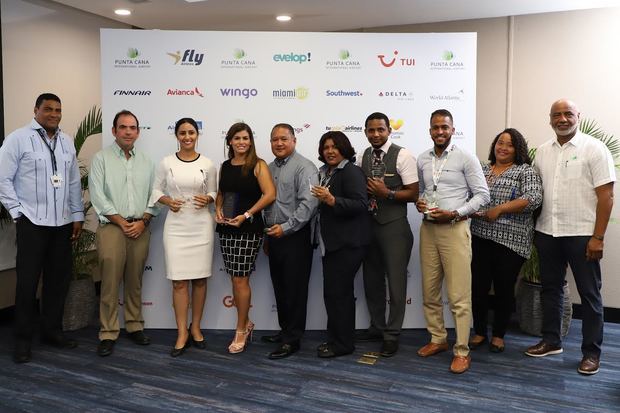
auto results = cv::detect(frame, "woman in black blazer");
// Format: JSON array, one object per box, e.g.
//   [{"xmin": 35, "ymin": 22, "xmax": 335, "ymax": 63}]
[{"xmin": 311, "ymin": 131, "xmax": 371, "ymax": 358}]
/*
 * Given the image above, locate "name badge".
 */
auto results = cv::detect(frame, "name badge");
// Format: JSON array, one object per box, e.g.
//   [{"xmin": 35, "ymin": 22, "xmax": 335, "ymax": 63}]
[{"xmin": 51, "ymin": 174, "xmax": 63, "ymax": 188}]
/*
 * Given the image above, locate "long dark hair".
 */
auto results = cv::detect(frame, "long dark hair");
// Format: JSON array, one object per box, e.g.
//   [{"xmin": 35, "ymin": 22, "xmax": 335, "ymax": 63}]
[
  {"xmin": 225, "ymin": 122, "xmax": 258, "ymax": 176},
  {"xmin": 318, "ymin": 131, "xmax": 356, "ymax": 164},
  {"xmin": 488, "ymin": 128, "xmax": 531, "ymax": 165}
]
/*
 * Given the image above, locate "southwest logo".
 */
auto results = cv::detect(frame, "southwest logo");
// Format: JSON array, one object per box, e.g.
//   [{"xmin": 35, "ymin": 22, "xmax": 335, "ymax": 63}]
[
  {"xmin": 390, "ymin": 119, "xmax": 404, "ymax": 130},
  {"xmin": 273, "ymin": 52, "xmax": 311, "ymax": 64},
  {"xmin": 166, "ymin": 87, "xmax": 204, "ymax": 97},
  {"xmin": 167, "ymin": 49, "xmax": 204, "ymax": 65},
  {"xmin": 325, "ymin": 90, "xmax": 363, "ymax": 97},
  {"xmin": 377, "ymin": 50, "xmax": 415, "ymax": 67},
  {"xmin": 220, "ymin": 88, "xmax": 258, "ymax": 99}
]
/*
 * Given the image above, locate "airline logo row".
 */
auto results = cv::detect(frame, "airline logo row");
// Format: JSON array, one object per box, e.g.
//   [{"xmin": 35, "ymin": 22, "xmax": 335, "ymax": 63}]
[
  {"xmin": 111, "ymin": 88, "xmax": 465, "ymax": 101},
  {"xmin": 113, "ymin": 48, "xmax": 466, "ymax": 70}
]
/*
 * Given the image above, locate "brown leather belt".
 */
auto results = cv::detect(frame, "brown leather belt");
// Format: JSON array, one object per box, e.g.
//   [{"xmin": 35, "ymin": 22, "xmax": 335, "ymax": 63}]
[{"xmin": 423, "ymin": 216, "xmax": 469, "ymax": 225}]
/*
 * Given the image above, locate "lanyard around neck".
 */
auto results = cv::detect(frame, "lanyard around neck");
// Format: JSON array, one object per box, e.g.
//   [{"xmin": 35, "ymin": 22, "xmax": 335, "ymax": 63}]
[
  {"xmin": 431, "ymin": 145, "xmax": 454, "ymax": 191},
  {"xmin": 36, "ymin": 129, "xmax": 58, "ymax": 174}
]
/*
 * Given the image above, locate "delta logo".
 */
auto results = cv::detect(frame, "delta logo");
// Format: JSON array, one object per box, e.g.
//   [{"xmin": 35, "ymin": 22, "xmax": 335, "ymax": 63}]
[
  {"xmin": 113, "ymin": 89, "xmax": 152, "ymax": 96},
  {"xmin": 114, "ymin": 47, "xmax": 151, "ymax": 68},
  {"xmin": 430, "ymin": 50, "xmax": 465, "ymax": 70},
  {"xmin": 377, "ymin": 50, "xmax": 415, "ymax": 68},
  {"xmin": 272, "ymin": 87, "xmax": 310, "ymax": 100},
  {"xmin": 273, "ymin": 52, "xmax": 311, "ymax": 64},
  {"xmin": 221, "ymin": 48, "xmax": 257, "ymax": 69},
  {"xmin": 325, "ymin": 49, "xmax": 361, "ymax": 70},
  {"xmin": 326, "ymin": 89, "xmax": 363, "ymax": 97},
  {"xmin": 166, "ymin": 87, "xmax": 204, "ymax": 97},
  {"xmin": 378, "ymin": 90, "xmax": 414, "ymax": 101},
  {"xmin": 429, "ymin": 89, "xmax": 465, "ymax": 101},
  {"xmin": 389, "ymin": 118, "xmax": 405, "ymax": 138},
  {"xmin": 168, "ymin": 120, "xmax": 204, "ymax": 135},
  {"xmin": 325, "ymin": 125, "xmax": 363, "ymax": 133},
  {"xmin": 220, "ymin": 88, "xmax": 258, "ymax": 99},
  {"xmin": 167, "ymin": 49, "xmax": 204, "ymax": 66}
]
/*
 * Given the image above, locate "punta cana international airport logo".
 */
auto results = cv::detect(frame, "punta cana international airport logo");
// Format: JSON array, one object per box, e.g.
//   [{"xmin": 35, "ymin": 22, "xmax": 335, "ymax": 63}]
[
  {"xmin": 272, "ymin": 87, "xmax": 310, "ymax": 100},
  {"xmin": 325, "ymin": 49, "xmax": 361, "ymax": 70},
  {"xmin": 167, "ymin": 49, "xmax": 204, "ymax": 66},
  {"xmin": 114, "ymin": 47, "xmax": 150, "ymax": 68},
  {"xmin": 221, "ymin": 48, "xmax": 257, "ymax": 69},
  {"xmin": 377, "ymin": 50, "xmax": 415, "ymax": 68},
  {"xmin": 430, "ymin": 50, "xmax": 465, "ymax": 70}
]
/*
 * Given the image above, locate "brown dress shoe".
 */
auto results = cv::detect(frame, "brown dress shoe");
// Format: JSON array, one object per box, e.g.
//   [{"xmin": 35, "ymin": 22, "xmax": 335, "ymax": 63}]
[
  {"xmin": 525, "ymin": 340, "xmax": 563, "ymax": 357},
  {"xmin": 417, "ymin": 342, "xmax": 449, "ymax": 357},
  {"xmin": 450, "ymin": 355, "xmax": 471, "ymax": 374},
  {"xmin": 577, "ymin": 356, "xmax": 600, "ymax": 375}
]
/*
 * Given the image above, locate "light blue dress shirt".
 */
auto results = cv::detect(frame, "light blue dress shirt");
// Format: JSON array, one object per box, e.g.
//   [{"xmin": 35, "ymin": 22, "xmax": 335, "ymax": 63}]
[
  {"xmin": 0, "ymin": 119, "xmax": 84, "ymax": 226},
  {"xmin": 417, "ymin": 143, "xmax": 490, "ymax": 216}
]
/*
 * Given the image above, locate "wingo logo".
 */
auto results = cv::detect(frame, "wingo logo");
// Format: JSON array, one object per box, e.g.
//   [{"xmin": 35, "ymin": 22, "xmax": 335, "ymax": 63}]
[
  {"xmin": 273, "ymin": 52, "xmax": 311, "ymax": 64},
  {"xmin": 220, "ymin": 88, "xmax": 258, "ymax": 99}
]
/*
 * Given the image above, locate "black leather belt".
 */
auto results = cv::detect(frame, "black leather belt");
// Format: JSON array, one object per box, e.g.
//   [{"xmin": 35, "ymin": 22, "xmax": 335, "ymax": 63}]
[{"xmin": 423, "ymin": 216, "xmax": 468, "ymax": 225}]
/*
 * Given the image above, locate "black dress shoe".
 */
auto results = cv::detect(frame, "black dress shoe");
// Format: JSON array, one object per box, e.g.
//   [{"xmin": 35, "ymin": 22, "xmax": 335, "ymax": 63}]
[
  {"xmin": 268, "ymin": 343, "xmax": 299, "ymax": 360},
  {"xmin": 41, "ymin": 333, "xmax": 78, "ymax": 349},
  {"xmin": 97, "ymin": 339, "xmax": 115, "ymax": 357},
  {"xmin": 128, "ymin": 331, "xmax": 151, "ymax": 345},
  {"xmin": 317, "ymin": 344, "xmax": 354, "ymax": 358},
  {"xmin": 171, "ymin": 338, "xmax": 192, "ymax": 357},
  {"xmin": 13, "ymin": 342, "xmax": 32, "ymax": 364},
  {"xmin": 189, "ymin": 324, "xmax": 206, "ymax": 349},
  {"xmin": 355, "ymin": 329, "xmax": 383, "ymax": 342},
  {"xmin": 380, "ymin": 340, "xmax": 399, "ymax": 357},
  {"xmin": 261, "ymin": 332, "xmax": 283, "ymax": 344}
]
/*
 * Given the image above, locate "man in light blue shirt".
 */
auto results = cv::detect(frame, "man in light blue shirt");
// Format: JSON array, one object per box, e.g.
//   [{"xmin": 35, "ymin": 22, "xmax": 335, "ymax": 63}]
[
  {"xmin": 415, "ymin": 109, "xmax": 489, "ymax": 374},
  {"xmin": 89, "ymin": 110, "xmax": 158, "ymax": 357},
  {"xmin": 0, "ymin": 93, "xmax": 84, "ymax": 363}
]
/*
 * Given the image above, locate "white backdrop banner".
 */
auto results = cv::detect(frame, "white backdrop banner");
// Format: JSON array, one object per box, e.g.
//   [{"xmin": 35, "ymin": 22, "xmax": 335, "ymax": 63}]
[{"xmin": 100, "ymin": 29, "xmax": 477, "ymax": 329}]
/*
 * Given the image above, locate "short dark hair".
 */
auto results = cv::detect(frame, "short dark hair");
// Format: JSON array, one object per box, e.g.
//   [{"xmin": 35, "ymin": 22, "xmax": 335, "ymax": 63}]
[
  {"xmin": 112, "ymin": 110, "xmax": 139, "ymax": 129},
  {"xmin": 430, "ymin": 109, "xmax": 453, "ymax": 124},
  {"xmin": 35, "ymin": 93, "xmax": 61, "ymax": 108},
  {"xmin": 271, "ymin": 123, "xmax": 295, "ymax": 137},
  {"xmin": 174, "ymin": 117, "xmax": 199, "ymax": 136},
  {"xmin": 488, "ymin": 128, "xmax": 532, "ymax": 165},
  {"xmin": 365, "ymin": 112, "xmax": 390, "ymax": 128},
  {"xmin": 318, "ymin": 131, "xmax": 356, "ymax": 163}
]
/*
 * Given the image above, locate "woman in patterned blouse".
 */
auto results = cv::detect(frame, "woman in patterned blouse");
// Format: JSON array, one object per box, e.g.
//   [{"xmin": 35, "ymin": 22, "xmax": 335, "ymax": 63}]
[{"xmin": 469, "ymin": 128, "xmax": 543, "ymax": 352}]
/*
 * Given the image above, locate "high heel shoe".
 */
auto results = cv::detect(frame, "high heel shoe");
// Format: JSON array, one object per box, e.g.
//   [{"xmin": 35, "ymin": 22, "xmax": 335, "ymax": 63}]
[
  {"xmin": 189, "ymin": 323, "xmax": 206, "ymax": 349},
  {"xmin": 228, "ymin": 321, "xmax": 254, "ymax": 354},
  {"xmin": 170, "ymin": 336, "xmax": 191, "ymax": 357}
]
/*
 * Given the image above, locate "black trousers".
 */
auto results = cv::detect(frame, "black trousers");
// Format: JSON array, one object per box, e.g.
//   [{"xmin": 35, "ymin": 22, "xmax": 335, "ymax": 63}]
[
  {"xmin": 14, "ymin": 217, "xmax": 73, "ymax": 343},
  {"xmin": 323, "ymin": 246, "xmax": 365, "ymax": 354},
  {"xmin": 267, "ymin": 224, "xmax": 313, "ymax": 344},
  {"xmin": 534, "ymin": 232, "xmax": 603, "ymax": 358},
  {"xmin": 471, "ymin": 236, "xmax": 525, "ymax": 338}
]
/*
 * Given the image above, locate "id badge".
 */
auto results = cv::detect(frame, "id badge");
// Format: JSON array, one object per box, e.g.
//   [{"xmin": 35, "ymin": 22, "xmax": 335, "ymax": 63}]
[{"xmin": 51, "ymin": 174, "xmax": 63, "ymax": 188}]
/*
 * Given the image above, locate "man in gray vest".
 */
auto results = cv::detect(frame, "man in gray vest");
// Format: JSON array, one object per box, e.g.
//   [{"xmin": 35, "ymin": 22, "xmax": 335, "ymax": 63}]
[{"xmin": 357, "ymin": 112, "xmax": 419, "ymax": 357}]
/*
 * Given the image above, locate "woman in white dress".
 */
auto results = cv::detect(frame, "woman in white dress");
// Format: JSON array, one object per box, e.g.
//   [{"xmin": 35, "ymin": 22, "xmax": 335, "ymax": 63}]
[{"xmin": 150, "ymin": 118, "xmax": 217, "ymax": 357}]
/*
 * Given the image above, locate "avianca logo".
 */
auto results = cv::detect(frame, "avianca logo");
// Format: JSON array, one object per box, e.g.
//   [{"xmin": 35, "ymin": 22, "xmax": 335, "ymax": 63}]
[
  {"xmin": 167, "ymin": 87, "xmax": 204, "ymax": 97},
  {"xmin": 377, "ymin": 50, "xmax": 415, "ymax": 68}
]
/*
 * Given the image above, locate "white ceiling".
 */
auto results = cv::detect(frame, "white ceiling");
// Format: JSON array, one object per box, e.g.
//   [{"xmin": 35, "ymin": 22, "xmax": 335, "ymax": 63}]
[{"xmin": 50, "ymin": 0, "xmax": 620, "ymax": 31}]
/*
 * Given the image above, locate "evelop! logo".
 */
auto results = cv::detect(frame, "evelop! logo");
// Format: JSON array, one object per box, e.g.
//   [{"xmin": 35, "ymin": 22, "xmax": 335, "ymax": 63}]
[
  {"xmin": 221, "ymin": 48, "xmax": 257, "ymax": 69},
  {"xmin": 430, "ymin": 50, "xmax": 465, "ymax": 70},
  {"xmin": 167, "ymin": 49, "xmax": 204, "ymax": 66},
  {"xmin": 325, "ymin": 49, "xmax": 361, "ymax": 70},
  {"xmin": 220, "ymin": 88, "xmax": 258, "ymax": 99},
  {"xmin": 377, "ymin": 50, "xmax": 415, "ymax": 68},
  {"xmin": 272, "ymin": 87, "xmax": 310, "ymax": 100},
  {"xmin": 114, "ymin": 47, "xmax": 150, "ymax": 68},
  {"xmin": 166, "ymin": 87, "xmax": 204, "ymax": 97},
  {"xmin": 273, "ymin": 52, "xmax": 311, "ymax": 64}
]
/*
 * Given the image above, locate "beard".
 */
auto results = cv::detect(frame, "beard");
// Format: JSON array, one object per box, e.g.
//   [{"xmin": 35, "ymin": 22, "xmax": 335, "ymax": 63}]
[{"xmin": 553, "ymin": 122, "xmax": 578, "ymax": 137}]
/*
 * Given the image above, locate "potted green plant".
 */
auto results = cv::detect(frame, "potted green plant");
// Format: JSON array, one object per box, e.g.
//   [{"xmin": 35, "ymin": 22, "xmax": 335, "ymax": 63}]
[
  {"xmin": 62, "ymin": 105, "xmax": 102, "ymax": 331},
  {"xmin": 516, "ymin": 118, "xmax": 619, "ymax": 337}
]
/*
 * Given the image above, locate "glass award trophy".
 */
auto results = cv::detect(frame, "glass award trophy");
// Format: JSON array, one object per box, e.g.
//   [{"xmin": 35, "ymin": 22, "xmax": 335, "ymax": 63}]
[{"xmin": 222, "ymin": 192, "xmax": 240, "ymax": 219}]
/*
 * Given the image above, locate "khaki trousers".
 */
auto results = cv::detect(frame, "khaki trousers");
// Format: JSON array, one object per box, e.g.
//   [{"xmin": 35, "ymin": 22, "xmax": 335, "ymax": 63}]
[
  {"xmin": 97, "ymin": 223, "xmax": 151, "ymax": 341},
  {"xmin": 420, "ymin": 220, "xmax": 472, "ymax": 356}
]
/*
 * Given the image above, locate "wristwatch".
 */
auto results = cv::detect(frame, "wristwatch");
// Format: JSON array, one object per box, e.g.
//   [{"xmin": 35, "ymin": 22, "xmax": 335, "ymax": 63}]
[
  {"xmin": 244, "ymin": 211, "xmax": 254, "ymax": 223},
  {"xmin": 592, "ymin": 234, "xmax": 604, "ymax": 241},
  {"xmin": 387, "ymin": 190, "xmax": 396, "ymax": 200},
  {"xmin": 142, "ymin": 217, "xmax": 151, "ymax": 227}
]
